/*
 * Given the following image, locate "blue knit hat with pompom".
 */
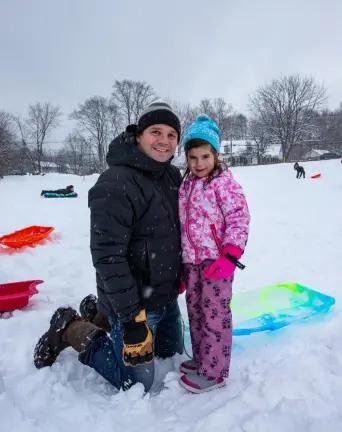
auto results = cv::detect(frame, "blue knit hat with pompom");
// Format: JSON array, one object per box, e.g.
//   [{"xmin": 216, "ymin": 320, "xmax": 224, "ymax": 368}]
[{"xmin": 182, "ymin": 114, "xmax": 221, "ymax": 152}]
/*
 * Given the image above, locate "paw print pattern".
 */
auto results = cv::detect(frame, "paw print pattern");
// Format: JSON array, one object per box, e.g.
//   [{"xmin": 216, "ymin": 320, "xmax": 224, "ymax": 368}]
[
  {"xmin": 204, "ymin": 322, "xmax": 210, "ymax": 332},
  {"xmin": 222, "ymin": 345, "xmax": 231, "ymax": 358},
  {"xmin": 213, "ymin": 284, "xmax": 221, "ymax": 297},
  {"xmin": 182, "ymin": 266, "xmax": 191, "ymax": 282},
  {"xmin": 222, "ymin": 317, "xmax": 231, "ymax": 329},
  {"xmin": 194, "ymin": 281, "xmax": 201, "ymax": 292},
  {"xmin": 194, "ymin": 303, "xmax": 201, "ymax": 313},
  {"xmin": 194, "ymin": 321, "xmax": 202, "ymax": 332},
  {"xmin": 204, "ymin": 343, "xmax": 212, "ymax": 355},
  {"xmin": 204, "ymin": 297, "xmax": 211, "ymax": 308},
  {"xmin": 210, "ymin": 307, "xmax": 218, "ymax": 320},
  {"xmin": 210, "ymin": 356, "xmax": 219, "ymax": 369},
  {"xmin": 185, "ymin": 262, "xmax": 233, "ymax": 380},
  {"xmin": 220, "ymin": 298, "xmax": 228, "ymax": 308},
  {"xmin": 192, "ymin": 342, "xmax": 200, "ymax": 360},
  {"xmin": 214, "ymin": 331, "xmax": 222, "ymax": 343}
]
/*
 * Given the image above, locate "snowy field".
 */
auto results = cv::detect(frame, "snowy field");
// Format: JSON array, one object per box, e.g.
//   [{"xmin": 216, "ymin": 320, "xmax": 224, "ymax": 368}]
[{"xmin": 0, "ymin": 159, "xmax": 341, "ymax": 432}]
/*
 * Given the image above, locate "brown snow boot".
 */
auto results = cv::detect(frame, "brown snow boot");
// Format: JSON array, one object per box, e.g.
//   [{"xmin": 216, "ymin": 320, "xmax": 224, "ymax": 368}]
[
  {"xmin": 79, "ymin": 294, "xmax": 111, "ymax": 332},
  {"xmin": 62, "ymin": 318, "xmax": 105, "ymax": 353},
  {"xmin": 34, "ymin": 307, "xmax": 105, "ymax": 369}
]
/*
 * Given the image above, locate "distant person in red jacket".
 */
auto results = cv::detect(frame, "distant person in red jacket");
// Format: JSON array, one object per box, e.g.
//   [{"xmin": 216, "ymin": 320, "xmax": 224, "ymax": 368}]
[
  {"xmin": 294, "ymin": 162, "xmax": 305, "ymax": 179},
  {"xmin": 41, "ymin": 185, "xmax": 74, "ymax": 196}
]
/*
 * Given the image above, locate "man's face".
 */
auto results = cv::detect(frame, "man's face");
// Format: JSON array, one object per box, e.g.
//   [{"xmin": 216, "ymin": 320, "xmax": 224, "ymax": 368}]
[{"xmin": 136, "ymin": 124, "xmax": 178, "ymax": 162}]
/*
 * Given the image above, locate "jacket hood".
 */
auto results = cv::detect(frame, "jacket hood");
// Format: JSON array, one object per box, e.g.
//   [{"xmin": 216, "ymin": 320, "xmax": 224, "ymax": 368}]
[{"xmin": 106, "ymin": 125, "xmax": 172, "ymax": 177}]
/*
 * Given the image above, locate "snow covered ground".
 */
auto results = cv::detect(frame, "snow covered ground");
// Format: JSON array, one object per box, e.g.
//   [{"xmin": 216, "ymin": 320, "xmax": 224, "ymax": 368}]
[{"xmin": 1, "ymin": 159, "xmax": 341, "ymax": 432}]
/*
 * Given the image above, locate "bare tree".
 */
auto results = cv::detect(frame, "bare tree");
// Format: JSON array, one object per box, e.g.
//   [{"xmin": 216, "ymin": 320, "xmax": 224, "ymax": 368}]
[
  {"xmin": 165, "ymin": 99, "xmax": 198, "ymax": 156},
  {"xmin": 111, "ymin": 79, "xmax": 156, "ymax": 125},
  {"xmin": 62, "ymin": 131, "xmax": 96, "ymax": 175},
  {"xmin": 108, "ymin": 102, "xmax": 123, "ymax": 138},
  {"xmin": 313, "ymin": 107, "xmax": 342, "ymax": 154},
  {"xmin": 229, "ymin": 113, "xmax": 248, "ymax": 140},
  {"xmin": 0, "ymin": 112, "xmax": 33, "ymax": 176},
  {"xmin": 22, "ymin": 102, "xmax": 62, "ymax": 173},
  {"xmin": 0, "ymin": 111, "xmax": 15, "ymax": 177},
  {"xmin": 198, "ymin": 98, "xmax": 233, "ymax": 139},
  {"xmin": 198, "ymin": 98, "xmax": 214, "ymax": 117},
  {"xmin": 70, "ymin": 96, "xmax": 114, "ymax": 172},
  {"xmin": 13, "ymin": 115, "xmax": 36, "ymax": 172},
  {"xmin": 166, "ymin": 98, "xmax": 242, "ymax": 158},
  {"xmin": 249, "ymin": 75, "xmax": 326, "ymax": 161},
  {"xmin": 248, "ymin": 118, "xmax": 271, "ymax": 164}
]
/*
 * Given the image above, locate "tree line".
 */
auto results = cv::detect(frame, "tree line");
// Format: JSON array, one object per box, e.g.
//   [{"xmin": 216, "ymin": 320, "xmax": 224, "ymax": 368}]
[{"xmin": 1, "ymin": 75, "xmax": 341, "ymax": 177}]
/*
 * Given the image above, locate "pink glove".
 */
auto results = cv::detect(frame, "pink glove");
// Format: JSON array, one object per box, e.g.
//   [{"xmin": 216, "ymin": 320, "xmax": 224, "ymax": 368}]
[
  {"xmin": 223, "ymin": 244, "xmax": 242, "ymax": 259},
  {"xmin": 204, "ymin": 245, "xmax": 243, "ymax": 280}
]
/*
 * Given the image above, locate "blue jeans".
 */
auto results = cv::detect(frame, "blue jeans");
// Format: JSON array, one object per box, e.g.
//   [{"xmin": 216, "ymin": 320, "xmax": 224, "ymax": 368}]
[{"xmin": 79, "ymin": 300, "xmax": 183, "ymax": 392}]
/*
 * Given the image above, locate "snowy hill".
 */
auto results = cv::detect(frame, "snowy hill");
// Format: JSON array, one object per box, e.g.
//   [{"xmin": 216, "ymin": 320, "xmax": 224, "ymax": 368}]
[{"xmin": 1, "ymin": 160, "xmax": 341, "ymax": 432}]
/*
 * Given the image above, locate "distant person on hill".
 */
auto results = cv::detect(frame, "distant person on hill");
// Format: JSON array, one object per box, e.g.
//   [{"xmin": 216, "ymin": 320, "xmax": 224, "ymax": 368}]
[
  {"xmin": 294, "ymin": 162, "xmax": 305, "ymax": 179},
  {"xmin": 40, "ymin": 185, "xmax": 74, "ymax": 196}
]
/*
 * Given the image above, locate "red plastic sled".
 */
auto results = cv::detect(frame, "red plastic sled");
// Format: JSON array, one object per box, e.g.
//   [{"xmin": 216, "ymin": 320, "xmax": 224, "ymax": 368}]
[
  {"xmin": 311, "ymin": 173, "xmax": 321, "ymax": 179},
  {"xmin": 0, "ymin": 225, "xmax": 54, "ymax": 249},
  {"xmin": 0, "ymin": 280, "xmax": 43, "ymax": 312}
]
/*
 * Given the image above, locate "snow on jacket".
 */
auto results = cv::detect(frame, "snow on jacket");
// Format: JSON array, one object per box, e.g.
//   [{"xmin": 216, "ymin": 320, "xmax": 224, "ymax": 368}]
[{"xmin": 179, "ymin": 169, "xmax": 250, "ymax": 264}]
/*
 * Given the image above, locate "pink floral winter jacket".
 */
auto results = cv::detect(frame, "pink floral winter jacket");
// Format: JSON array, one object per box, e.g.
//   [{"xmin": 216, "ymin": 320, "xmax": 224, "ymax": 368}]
[{"xmin": 179, "ymin": 169, "xmax": 250, "ymax": 264}]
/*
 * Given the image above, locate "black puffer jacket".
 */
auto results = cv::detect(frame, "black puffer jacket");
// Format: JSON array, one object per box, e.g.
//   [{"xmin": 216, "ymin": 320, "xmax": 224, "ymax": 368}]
[{"xmin": 88, "ymin": 125, "xmax": 182, "ymax": 323}]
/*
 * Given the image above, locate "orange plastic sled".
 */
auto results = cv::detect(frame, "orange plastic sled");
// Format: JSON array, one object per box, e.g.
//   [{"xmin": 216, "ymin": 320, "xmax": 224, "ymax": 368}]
[
  {"xmin": 311, "ymin": 173, "xmax": 321, "ymax": 179},
  {"xmin": 0, "ymin": 280, "xmax": 42, "ymax": 312},
  {"xmin": 0, "ymin": 226, "xmax": 54, "ymax": 249}
]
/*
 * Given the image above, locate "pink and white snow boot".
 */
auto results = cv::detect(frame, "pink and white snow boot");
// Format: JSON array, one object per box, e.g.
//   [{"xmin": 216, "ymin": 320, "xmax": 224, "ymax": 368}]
[
  {"xmin": 179, "ymin": 359, "xmax": 197, "ymax": 374},
  {"xmin": 179, "ymin": 373, "xmax": 226, "ymax": 394}
]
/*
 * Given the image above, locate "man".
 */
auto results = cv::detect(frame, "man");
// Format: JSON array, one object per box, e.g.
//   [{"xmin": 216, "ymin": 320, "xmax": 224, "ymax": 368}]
[{"xmin": 34, "ymin": 102, "xmax": 183, "ymax": 392}]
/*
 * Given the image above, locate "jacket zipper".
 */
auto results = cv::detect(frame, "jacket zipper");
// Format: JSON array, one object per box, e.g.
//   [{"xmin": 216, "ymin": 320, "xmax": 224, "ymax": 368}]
[{"xmin": 185, "ymin": 179, "xmax": 200, "ymax": 264}]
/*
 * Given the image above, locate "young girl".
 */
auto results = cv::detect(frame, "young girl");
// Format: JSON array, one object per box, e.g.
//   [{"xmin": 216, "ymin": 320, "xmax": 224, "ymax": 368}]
[{"xmin": 178, "ymin": 114, "xmax": 250, "ymax": 393}]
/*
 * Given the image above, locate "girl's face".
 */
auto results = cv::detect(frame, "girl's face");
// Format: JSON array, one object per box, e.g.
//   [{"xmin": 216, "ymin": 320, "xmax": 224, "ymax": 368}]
[{"xmin": 187, "ymin": 144, "xmax": 215, "ymax": 178}]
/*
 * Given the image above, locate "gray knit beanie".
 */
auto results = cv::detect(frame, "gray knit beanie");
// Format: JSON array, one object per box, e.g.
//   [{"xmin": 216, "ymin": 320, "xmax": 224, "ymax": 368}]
[{"xmin": 137, "ymin": 101, "xmax": 181, "ymax": 141}]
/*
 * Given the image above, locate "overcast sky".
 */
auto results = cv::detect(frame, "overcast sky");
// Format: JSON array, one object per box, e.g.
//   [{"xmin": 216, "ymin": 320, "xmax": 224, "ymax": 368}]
[{"xmin": 1, "ymin": 0, "xmax": 342, "ymax": 144}]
